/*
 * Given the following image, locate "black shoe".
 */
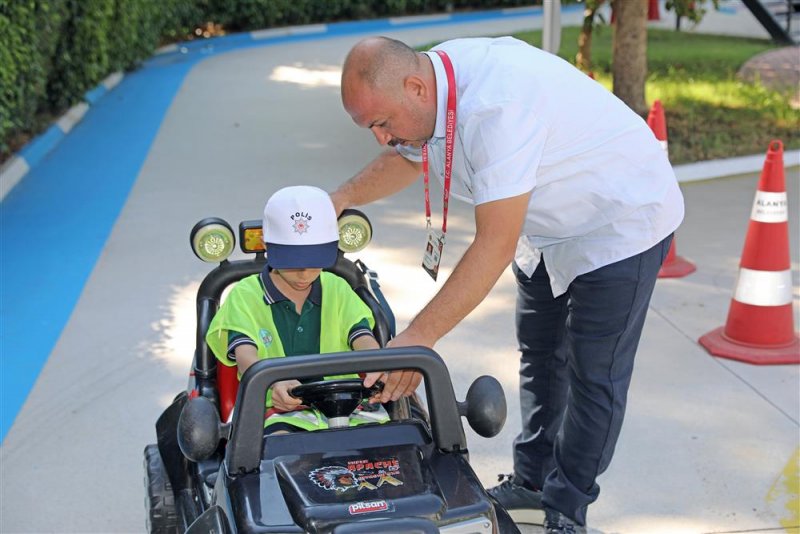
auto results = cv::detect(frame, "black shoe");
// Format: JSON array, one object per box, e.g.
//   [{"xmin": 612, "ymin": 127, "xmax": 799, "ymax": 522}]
[
  {"xmin": 486, "ymin": 474, "xmax": 544, "ymax": 525},
  {"xmin": 544, "ymin": 506, "xmax": 587, "ymax": 534}
]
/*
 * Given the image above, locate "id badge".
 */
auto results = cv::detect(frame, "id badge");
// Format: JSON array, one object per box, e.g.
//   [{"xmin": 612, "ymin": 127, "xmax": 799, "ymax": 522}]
[{"xmin": 422, "ymin": 228, "xmax": 445, "ymax": 281}]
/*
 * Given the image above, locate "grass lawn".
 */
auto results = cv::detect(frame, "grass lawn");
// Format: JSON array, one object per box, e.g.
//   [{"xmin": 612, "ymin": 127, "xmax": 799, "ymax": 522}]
[{"xmin": 426, "ymin": 27, "xmax": 799, "ymax": 164}]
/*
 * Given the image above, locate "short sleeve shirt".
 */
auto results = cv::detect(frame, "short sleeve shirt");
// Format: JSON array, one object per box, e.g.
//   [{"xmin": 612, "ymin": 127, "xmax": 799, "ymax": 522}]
[
  {"xmin": 397, "ymin": 37, "xmax": 684, "ymax": 296},
  {"xmin": 227, "ymin": 269, "xmax": 373, "ymax": 358}
]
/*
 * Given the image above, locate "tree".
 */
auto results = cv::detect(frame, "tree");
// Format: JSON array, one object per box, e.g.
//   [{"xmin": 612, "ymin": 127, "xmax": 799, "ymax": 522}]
[
  {"xmin": 611, "ymin": 0, "xmax": 648, "ymax": 115},
  {"xmin": 666, "ymin": 0, "xmax": 720, "ymax": 31},
  {"xmin": 575, "ymin": 0, "xmax": 606, "ymax": 73}
]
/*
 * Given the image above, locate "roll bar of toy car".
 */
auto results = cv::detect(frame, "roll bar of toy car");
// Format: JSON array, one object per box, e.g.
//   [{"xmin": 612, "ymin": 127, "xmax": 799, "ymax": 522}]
[
  {"xmin": 226, "ymin": 347, "xmax": 467, "ymax": 474},
  {"xmin": 195, "ymin": 259, "xmax": 267, "ymax": 397}
]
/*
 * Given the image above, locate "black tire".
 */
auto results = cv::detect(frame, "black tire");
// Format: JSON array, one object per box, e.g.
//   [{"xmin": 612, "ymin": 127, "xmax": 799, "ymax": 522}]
[{"xmin": 144, "ymin": 444, "xmax": 178, "ymax": 534}]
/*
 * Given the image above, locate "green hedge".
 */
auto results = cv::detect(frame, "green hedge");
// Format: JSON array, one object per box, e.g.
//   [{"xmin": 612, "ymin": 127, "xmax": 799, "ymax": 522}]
[
  {"xmin": 1, "ymin": 0, "xmax": 163, "ymax": 157},
  {"xmin": 1, "ymin": 2, "xmax": 68, "ymax": 154},
  {"xmin": 1, "ymin": 0, "xmax": 541, "ymax": 160}
]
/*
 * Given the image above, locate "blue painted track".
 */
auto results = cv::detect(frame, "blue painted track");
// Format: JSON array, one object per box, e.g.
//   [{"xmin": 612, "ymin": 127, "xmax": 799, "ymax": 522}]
[{"xmin": 0, "ymin": 5, "xmax": 572, "ymax": 441}]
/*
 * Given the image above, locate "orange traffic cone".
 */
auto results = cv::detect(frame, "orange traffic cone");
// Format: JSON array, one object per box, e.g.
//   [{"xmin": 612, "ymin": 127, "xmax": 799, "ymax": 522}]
[
  {"xmin": 647, "ymin": 100, "xmax": 696, "ymax": 278},
  {"xmin": 699, "ymin": 140, "xmax": 799, "ymax": 364}
]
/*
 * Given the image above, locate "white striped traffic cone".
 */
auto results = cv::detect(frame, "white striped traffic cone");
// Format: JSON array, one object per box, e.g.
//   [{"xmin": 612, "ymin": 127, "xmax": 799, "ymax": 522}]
[
  {"xmin": 647, "ymin": 100, "xmax": 696, "ymax": 278},
  {"xmin": 699, "ymin": 140, "xmax": 799, "ymax": 364}
]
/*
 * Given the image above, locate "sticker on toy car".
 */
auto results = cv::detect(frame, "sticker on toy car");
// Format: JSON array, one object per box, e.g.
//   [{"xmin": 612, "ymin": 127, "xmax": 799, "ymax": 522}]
[
  {"xmin": 349, "ymin": 500, "xmax": 392, "ymax": 515},
  {"xmin": 309, "ymin": 466, "xmax": 360, "ymax": 492},
  {"xmin": 308, "ymin": 457, "xmax": 404, "ymax": 492},
  {"xmin": 347, "ymin": 458, "xmax": 404, "ymax": 488}
]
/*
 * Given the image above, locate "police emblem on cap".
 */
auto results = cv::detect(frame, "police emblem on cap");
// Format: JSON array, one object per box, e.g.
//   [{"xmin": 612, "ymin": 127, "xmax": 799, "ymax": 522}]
[{"xmin": 291, "ymin": 212, "xmax": 311, "ymax": 235}]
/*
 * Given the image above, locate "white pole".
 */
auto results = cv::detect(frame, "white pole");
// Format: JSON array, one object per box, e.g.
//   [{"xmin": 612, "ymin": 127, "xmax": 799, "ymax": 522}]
[{"xmin": 542, "ymin": 0, "xmax": 562, "ymax": 54}]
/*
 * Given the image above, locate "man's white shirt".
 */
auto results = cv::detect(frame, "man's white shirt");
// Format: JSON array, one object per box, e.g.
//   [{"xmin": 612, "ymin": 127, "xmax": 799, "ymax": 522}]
[{"xmin": 397, "ymin": 37, "xmax": 684, "ymax": 296}]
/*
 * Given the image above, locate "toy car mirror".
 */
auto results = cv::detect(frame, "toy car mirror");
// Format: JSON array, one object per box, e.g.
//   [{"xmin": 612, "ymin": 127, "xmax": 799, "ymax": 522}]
[
  {"xmin": 178, "ymin": 396, "xmax": 224, "ymax": 462},
  {"xmin": 458, "ymin": 375, "xmax": 507, "ymax": 438}
]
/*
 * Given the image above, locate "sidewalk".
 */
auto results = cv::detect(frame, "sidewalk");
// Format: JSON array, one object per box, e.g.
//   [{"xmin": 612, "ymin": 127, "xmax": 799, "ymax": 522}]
[{"xmin": 0, "ymin": 4, "xmax": 798, "ymax": 533}]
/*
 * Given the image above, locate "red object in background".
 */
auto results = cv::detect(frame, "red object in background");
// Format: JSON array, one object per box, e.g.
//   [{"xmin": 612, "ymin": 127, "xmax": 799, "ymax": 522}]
[
  {"xmin": 699, "ymin": 140, "xmax": 799, "ymax": 364},
  {"xmin": 648, "ymin": 0, "xmax": 661, "ymax": 21},
  {"xmin": 611, "ymin": 0, "xmax": 661, "ymax": 23},
  {"xmin": 647, "ymin": 100, "xmax": 697, "ymax": 278}
]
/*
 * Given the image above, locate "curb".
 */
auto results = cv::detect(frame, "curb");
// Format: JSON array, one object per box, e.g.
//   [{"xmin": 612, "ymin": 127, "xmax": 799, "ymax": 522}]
[
  {"xmin": 0, "ymin": 71, "xmax": 124, "ymax": 201},
  {"xmin": 675, "ymin": 149, "xmax": 800, "ymax": 183}
]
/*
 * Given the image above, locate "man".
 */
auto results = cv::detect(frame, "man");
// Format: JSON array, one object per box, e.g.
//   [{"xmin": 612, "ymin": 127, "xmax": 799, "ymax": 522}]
[{"xmin": 333, "ymin": 36, "xmax": 683, "ymax": 533}]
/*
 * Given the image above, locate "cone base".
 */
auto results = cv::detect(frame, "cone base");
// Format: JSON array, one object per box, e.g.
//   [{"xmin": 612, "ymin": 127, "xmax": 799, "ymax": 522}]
[
  {"xmin": 699, "ymin": 326, "xmax": 800, "ymax": 365},
  {"xmin": 658, "ymin": 256, "xmax": 696, "ymax": 278}
]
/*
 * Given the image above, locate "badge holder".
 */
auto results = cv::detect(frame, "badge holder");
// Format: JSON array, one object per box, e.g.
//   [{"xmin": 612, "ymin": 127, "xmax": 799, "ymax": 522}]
[
  {"xmin": 420, "ymin": 49, "xmax": 456, "ymax": 283},
  {"xmin": 422, "ymin": 225, "xmax": 445, "ymax": 281}
]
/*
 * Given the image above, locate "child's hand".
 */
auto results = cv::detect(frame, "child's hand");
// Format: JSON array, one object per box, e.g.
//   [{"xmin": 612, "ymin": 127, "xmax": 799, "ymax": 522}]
[{"xmin": 271, "ymin": 380, "xmax": 304, "ymax": 412}]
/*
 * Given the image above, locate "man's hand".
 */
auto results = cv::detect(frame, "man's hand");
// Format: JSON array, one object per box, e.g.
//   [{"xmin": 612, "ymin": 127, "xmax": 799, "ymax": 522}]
[
  {"xmin": 270, "ymin": 380, "xmax": 304, "ymax": 412},
  {"xmin": 361, "ymin": 328, "xmax": 428, "ymax": 403},
  {"xmin": 371, "ymin": 369, "xmax": 423, "ymax": 403},
  {"xmin": 362, "ymin": 371, "xmax": 389, "ymax": 403}
]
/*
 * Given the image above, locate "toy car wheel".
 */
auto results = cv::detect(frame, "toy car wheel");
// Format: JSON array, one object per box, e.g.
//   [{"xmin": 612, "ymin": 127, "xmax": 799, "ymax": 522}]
[{"xmin": 143, "ymin": 444, "xmax": 178, "ymax": 534}]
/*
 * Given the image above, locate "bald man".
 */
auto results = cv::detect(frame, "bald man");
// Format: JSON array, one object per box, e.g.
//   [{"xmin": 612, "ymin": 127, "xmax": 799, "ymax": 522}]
[{"xmin": 333, "ymin": 36, "xmax": 683, "ymax": 533}]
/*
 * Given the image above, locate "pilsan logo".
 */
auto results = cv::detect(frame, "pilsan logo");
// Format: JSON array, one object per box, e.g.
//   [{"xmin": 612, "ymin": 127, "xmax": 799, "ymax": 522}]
[{"xmin": 348, "ymin": 500, "xmax": 390, "ymax": 515}]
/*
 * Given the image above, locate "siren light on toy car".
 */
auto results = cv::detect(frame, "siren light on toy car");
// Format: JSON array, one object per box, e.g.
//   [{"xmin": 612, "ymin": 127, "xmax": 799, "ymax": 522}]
[
  {"xmin": 238, "ymin": 220, "xmax": 266, "ymax": 253},
  {"xmin": 338, "ymin": 209, "xmax": 373, "ymax": 253},
  {"xmin": 190, "ymin": 218, "xmax": 235, "ymax": 263}
]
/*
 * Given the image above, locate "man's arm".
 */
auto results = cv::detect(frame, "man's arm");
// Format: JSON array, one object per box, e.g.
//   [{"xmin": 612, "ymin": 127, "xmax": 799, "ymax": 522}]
[
  {"xmin": 368, "ymin": 191, "xmax": 531, "ymax": 402},
  {"xmin": 330, "ymin": 149, "xmax": 421, "ymax": 214}
]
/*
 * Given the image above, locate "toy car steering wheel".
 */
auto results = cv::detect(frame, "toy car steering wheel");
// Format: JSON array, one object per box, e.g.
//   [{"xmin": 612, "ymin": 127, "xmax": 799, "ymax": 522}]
[{"xmin": 290, "ymin": 379, "xmax": 384, "ymax": 427}]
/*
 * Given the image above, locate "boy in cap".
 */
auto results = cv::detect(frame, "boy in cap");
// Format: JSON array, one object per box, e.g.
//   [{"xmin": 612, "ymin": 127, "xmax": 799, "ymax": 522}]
[{"xmin": 206, "ymin": 185, "xmax": 386, "ymax": 431}]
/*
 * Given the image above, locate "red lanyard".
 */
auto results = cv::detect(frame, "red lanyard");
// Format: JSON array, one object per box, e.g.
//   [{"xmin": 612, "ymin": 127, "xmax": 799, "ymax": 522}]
[{"xmin": 423, "ymin": 50, "xmax": 456, "ymax": 234}]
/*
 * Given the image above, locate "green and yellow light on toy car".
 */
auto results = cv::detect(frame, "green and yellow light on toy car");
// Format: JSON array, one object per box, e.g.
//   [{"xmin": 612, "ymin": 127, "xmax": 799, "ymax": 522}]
[
  {"xmin": 190, "ymin": 218, "xmax": 236, "ymax": 263},
  {"xmin": 191, "ymin": 209, "xmax": 373, "ymax": 263},
  {"xmin": 337, "ymin": 209, "xmax": 372, "ymax": 254}
]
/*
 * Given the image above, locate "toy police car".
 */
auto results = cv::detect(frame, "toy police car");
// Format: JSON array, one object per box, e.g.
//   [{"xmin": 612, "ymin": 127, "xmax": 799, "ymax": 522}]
[{"xmin": 144, "ymin": 210, "xmax": 519, "ymax": 533}]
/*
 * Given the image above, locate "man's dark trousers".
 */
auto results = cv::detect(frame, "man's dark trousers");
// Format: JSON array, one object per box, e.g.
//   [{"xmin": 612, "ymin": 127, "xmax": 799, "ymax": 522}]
[{"xmin": 512, "ymin": 235, "xmax": 672, "ymax": 526}]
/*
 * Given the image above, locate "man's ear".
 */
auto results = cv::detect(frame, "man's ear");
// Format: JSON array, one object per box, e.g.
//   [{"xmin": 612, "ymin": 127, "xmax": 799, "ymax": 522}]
[{"xmin": 404, "ymin": 75, "xmax": 428, "ymax": 100}]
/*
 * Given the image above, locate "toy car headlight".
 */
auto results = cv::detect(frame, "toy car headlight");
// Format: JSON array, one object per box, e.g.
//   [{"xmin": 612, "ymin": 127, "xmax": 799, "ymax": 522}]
[
  {"xmin": 338, "ymin": 209, "xmax": 372, "ymax": 254},
  {"xmin": 190, "ymin": 218, "xmax": 235, "ymax": 263}
]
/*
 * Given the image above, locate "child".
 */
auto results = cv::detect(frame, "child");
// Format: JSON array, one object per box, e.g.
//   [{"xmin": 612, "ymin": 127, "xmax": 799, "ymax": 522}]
[{"xmin": 206, "ymin": 185, "xmax": 387, "ymax": 431}]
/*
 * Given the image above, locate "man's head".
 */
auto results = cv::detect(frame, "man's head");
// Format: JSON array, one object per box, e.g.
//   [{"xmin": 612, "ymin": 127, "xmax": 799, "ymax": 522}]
[
  {"xmin": 341, "ymin": 37, "xmax": 437, "ymax": 148},
  {"xmin": 262, "ymin": 186, "xmax": 339, "ymax": 271}
]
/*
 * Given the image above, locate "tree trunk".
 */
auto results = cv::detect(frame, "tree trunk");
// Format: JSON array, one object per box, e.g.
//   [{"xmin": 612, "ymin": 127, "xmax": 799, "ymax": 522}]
[
  {"xmin": 576, "ymin": 2, "xmax": 601, "ymax": 72},
  {"xmin": 612, "ymin": 0, "xmax": 648, "ymax": 115}
]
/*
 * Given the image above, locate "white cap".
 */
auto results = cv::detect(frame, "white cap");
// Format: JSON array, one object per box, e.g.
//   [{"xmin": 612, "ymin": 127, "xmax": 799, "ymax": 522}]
[{"xmin": 262, "ymin": 186, "xmax": 339, "ymax": 269}]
